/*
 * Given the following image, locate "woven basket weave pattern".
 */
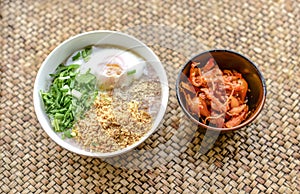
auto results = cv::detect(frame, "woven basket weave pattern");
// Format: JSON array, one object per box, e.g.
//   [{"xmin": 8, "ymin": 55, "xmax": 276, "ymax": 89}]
[{"xmin": 1, "ymin": 0, "xmax": 300, "ymax": 193}]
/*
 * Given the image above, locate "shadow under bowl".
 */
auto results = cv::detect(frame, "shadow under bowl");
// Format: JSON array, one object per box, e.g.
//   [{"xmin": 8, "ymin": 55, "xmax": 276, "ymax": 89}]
[{"xmin": 176, "ymin": 49, "xmax": 267, "ymax": 132}]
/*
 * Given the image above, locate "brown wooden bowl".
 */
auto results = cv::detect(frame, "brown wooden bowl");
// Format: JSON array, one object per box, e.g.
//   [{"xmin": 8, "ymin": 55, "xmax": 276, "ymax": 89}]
[{"xmin": 176, "ymin": 50, "xmax": 267, "ymax": 132}]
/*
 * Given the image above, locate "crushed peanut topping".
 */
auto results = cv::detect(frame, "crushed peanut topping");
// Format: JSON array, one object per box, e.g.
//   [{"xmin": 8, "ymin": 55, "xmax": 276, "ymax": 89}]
[
  {"xmin": 127, "ymin": 100, "xmax": 152, "ymax": 124},
  {"xmin": 93, "ymin": 93, "xmax": 143, "ymax": 148},
  {"xmin": 74, "ymin": 79, "xmax": 161, "ymax": 153}
]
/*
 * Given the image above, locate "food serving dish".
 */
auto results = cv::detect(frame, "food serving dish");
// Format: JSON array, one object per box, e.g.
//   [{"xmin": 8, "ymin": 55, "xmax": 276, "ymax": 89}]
[
  {"xmin": 34, "ymin": 30, "xmax": 169, "ymax": 157},
  {"xmin": 176, "ymin": 49, "xmax": 266, "ymax": 132}
]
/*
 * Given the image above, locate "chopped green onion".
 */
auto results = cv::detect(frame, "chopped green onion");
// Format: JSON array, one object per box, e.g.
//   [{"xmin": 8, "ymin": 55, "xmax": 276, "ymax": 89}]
[
  {"xmin": 40, "ymin": 59, "xmax": 97, "ymax": 138},
  {"xmin": 127, "ymin": 69, "xmax": 136, "ymax": 75},
  {"xmin": 58, "ymin": 76, "xmax": 70, "ymax": 80},
  {"xmin": 72, "ymin": 52, "xmax": 81, "ymax": 61},
  {"xmin": 54, "ymin": 113, "xmax": 64, "ymax": 119},
  {"xmin": 53, "ymin": 118, "xmax": 60, "ymax": 132},
  {"xmin": 76, "ymin": 71, "xmax": 95, "ymax": 84},
  {"xmin": 62, "ymin": 130, "xmax": 73, "ymax": 139},
  {"xmin": 81, "ymin": 46, "xmax": 92, "ymax": 62},
  {"xmin": 71, "ymin": 89, "xmax": 82, "ymax": 99}
]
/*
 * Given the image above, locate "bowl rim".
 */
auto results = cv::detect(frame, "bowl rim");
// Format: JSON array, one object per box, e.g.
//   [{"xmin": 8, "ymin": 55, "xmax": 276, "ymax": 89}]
[
  {"xmin": 175, "ymin": 49, "xmax": 267, "ymax": 132},
  {"xmin": 33, "ymin": 30, "xmax": 169, "ymax": 157}
]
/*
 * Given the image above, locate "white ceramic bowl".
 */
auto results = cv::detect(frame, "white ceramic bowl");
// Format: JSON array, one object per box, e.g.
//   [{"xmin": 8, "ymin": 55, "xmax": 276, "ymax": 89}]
[{"xmin": 33, "ymin": 30, "xmax": 169, "ymax": 157}]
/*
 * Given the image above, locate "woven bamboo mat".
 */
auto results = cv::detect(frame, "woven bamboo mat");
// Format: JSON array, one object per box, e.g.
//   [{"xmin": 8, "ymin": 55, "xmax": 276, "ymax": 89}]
[{"xmin": 1, "ymin": 0, "xmax": 300, "ymax": 193}]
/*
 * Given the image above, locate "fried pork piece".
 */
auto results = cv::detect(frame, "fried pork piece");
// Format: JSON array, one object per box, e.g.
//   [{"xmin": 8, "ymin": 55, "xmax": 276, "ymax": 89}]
[{"xmin": 181, "ymin": 58, "xmax": 249, "ymax": 128}]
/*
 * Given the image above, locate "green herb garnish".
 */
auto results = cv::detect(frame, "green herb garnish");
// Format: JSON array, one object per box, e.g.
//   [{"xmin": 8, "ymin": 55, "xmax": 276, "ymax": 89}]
[
  {"xmin": 72, "ymin": 70, "xmax": 97, "ymax": 119},
  {"xmin": 127, "ymin": 69, "xmax": 136, "ymax": 75},
  {"xmin": 71, "ymin": 46, "xmax": 92, "ymax": 62},
  {"xmin": 62, "ymin": 130, "xmax": 72, "ymax": 139},
  {"xmin": 76, "ymin": 69, "xmax": 96, "ymax": 84},
  {"xmin": 40, "ymin": 61, "xmax": 97, "ymax": 138},
  {"xmin": 40, "ymin": 64, "xmax": 80, "ymax": 132},
  {"xmin": 81, "ymin": 46, "xmax": 92, "ymax": 62},
  {"xmin": 72, "ymin": 52, "xmax": 81, "ymax": 61}
]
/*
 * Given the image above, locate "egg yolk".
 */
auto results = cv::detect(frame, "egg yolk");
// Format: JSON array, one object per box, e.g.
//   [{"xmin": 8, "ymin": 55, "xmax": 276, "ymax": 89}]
[{"xmin": 104, "ymin": 64, "xmax": 123, "ymax": 77}]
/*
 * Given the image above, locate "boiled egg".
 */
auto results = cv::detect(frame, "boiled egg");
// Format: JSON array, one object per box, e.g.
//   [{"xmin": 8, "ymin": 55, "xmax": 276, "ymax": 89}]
[{"xmin": 80, "ymin": 46, "xmax": 146, "ymax": 89}]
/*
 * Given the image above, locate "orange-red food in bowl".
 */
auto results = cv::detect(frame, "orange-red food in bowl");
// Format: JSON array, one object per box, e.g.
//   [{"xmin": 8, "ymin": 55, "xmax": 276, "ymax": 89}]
[{"xmin": 176, "ymin": 50, "xmax": 267, "ymax": 132}]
